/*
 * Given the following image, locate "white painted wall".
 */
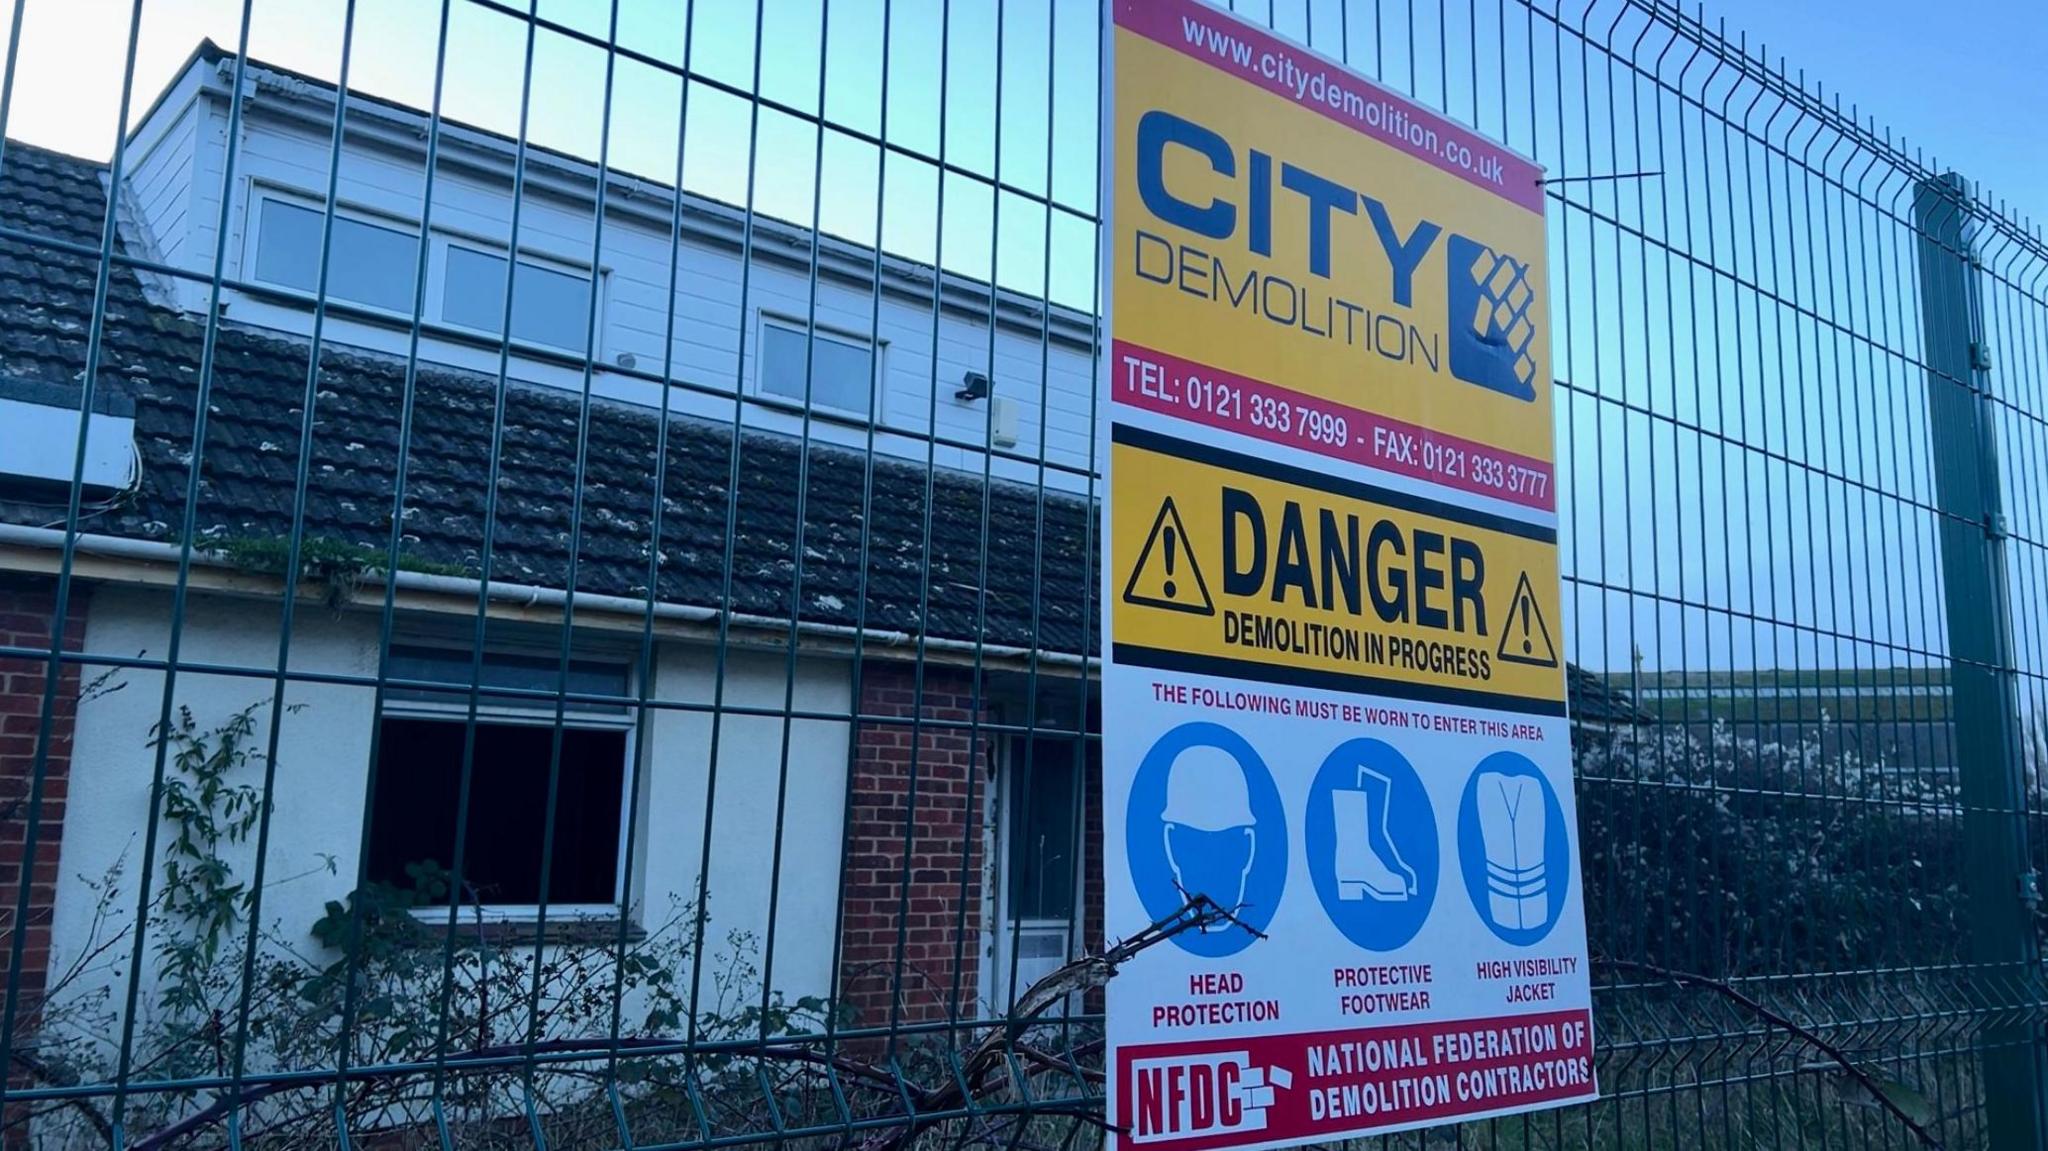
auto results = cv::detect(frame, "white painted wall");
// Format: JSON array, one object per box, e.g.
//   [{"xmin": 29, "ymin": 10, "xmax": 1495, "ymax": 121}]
[
  {"xmin": 45, "ymin": 587, "xmax": 851, "ymax": 1054},
  {"xmin": 52, "ymin": 587, "xmax": 382, "ymax": 983},
  {"xmin": 120, "ymin": 59, "xmax": 1099, "ymax": 494},
  {"xmin": 122, "ymin": 62, "xmax": 208, "ymax": 280},
  {"xmin": 638, "ymin": 640, "xmax": 853, "ymax": 1000}
]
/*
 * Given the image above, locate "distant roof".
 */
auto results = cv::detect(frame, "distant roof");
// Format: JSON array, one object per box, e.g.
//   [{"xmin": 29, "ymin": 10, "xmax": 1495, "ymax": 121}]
[{"xmin": 0, "ymin": 140, "xmax": 1647, "ymax": 726}]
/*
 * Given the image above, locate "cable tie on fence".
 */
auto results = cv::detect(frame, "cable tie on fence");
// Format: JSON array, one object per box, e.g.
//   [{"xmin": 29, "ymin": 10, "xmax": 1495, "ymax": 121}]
[{"xmin": 1538, "ymin": 170, "xmax": 1665, "ymax": 185}]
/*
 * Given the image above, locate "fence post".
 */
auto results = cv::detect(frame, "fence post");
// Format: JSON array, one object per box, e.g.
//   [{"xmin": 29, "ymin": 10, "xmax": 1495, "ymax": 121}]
[{"xmin": 1914, "ymin": 171, "xmax": 2048, "ymax": 1148}]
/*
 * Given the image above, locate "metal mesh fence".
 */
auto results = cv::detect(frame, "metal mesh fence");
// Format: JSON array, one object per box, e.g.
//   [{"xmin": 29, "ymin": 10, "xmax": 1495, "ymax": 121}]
[{"xmin": 0, "ymin": 0, "xmax": 2042, "ymax": 1147}]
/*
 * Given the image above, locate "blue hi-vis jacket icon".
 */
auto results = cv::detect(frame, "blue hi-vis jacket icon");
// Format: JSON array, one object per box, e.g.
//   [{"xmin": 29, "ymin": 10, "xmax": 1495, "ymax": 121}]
[{"xmin": 1447, "ymin": 234, "xmax": 1538, "ymax": 402}]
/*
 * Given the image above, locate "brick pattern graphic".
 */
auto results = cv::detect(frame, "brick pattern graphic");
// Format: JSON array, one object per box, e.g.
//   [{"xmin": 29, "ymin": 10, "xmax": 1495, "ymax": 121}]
[
  {"xmin": 0, "ymin": 576, "xmax": 88, "ymax": 1132},
  {"xmin": 838, "ymin": 662, "xmax": 991, "ymax": 1029}
]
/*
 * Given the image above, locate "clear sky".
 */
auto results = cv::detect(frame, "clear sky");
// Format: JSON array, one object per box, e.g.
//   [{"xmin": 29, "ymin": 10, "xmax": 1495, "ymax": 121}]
[
  {"xmin": 1703, "ymin": 0, "xmax": 2039, "ymax": 230},
  {"xmin": 1701, "ymin": 0, "xmax": 2046, "ymax": 233}
]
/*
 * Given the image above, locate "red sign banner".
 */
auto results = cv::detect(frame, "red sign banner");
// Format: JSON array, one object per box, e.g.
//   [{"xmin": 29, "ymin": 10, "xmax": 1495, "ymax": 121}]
[{"xmin": 1116, "ymin": 1010, "xmax": 1596, "ymax": 1149}]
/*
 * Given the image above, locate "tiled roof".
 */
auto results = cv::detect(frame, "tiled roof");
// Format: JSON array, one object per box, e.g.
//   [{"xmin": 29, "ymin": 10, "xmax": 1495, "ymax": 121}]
[
  {"xmin": 0, "ymin": 141, "xmax": 1646, "ymax": 726},
  {"xmin": 0, "ymin": 142, "xmax": 1094, "ymax": 656}
]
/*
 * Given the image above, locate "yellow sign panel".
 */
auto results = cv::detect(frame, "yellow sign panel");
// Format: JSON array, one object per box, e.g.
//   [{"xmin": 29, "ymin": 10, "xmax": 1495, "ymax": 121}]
[
  {"xmin": 1111, "ymin": 427, "xmax": 1565, "ymax": 714},
  {"xmin": 1110, "ymin": 23, "xmax": 1552, "ymax": 465}
]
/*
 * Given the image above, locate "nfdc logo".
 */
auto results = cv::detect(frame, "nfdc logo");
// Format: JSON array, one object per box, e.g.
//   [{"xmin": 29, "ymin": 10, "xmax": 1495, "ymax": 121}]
[{"xmin": 1129, "ymin": 1051, "xmax": 1294, "ymax": 1144}]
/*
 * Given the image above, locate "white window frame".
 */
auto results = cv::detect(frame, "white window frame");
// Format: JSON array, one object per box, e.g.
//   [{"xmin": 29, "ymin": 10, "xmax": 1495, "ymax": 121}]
[
  {"xmin": 241, "ymin": 182, "xmax": 425, "ymax": 318},
  {"xmin": 376, "ymin": 646, "xmax": 638, "ymax": 924},
  {"xmin": 241, "ymin": 182, "xmax": 610, "ymax": 364},
  {"xmin": 426, "ymin": 231, "xmax": 608, "ymax": 359},
  {"xmin": 754, "ymin": 311, "xmax": 886, "ymax": 422}
]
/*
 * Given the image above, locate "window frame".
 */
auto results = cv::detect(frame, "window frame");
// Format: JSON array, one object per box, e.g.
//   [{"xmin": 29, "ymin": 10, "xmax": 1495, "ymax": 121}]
[
  {"xmin": 375, "ymin": 645, "xmax": 639, "ymax": 923},
  {"xmin": 426, "ymin": 231, "xmax": 607, "ymax": 359},
  {"xmin": 998, "ymin": 735, "xmax": 1086, "ymax": 928},
  {"xmin": 753, "ymin": 311, "xmax": 886, "ymax": 422},
  {"xmin": 242, "ymin": 182, "xmax": 425, "ymax": 317},
  {"xmin": 985, "ymin": 733, "xmax": 1091, "ymax": 1016},
  {"xmin": 240, "ymin": 181, "xmax": 611, "ymax": 364}
]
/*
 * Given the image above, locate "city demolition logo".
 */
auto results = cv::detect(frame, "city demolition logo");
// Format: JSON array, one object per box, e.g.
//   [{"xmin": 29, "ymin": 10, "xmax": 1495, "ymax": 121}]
[
  {"xmin": 1128, "ymin": 110, "xmax": 1544, "ymax": 399},
  {"xmin": 1446, "ymin": 235, "xmax": 1538, "ymax": 402}
]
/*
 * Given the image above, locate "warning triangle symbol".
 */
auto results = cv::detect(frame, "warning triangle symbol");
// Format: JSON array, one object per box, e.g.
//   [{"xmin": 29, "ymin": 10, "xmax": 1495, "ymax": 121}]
[
  {"xmin": 1122, "ymin": 496, "xmax": 1215, "ymax": 616},
  {"xmin": 1496, "ymin": 571, "xmax": 1559, "ymax": 668}
]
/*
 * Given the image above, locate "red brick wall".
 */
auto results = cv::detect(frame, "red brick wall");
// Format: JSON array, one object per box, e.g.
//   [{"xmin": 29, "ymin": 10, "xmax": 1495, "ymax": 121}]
[
  {"xmin": 0, "ymin": 576, "xmax": 89, "ymax": 1108},
  {"xmin": 838, "ymin": 661, "xmax": 991, "ymax": 1029}
]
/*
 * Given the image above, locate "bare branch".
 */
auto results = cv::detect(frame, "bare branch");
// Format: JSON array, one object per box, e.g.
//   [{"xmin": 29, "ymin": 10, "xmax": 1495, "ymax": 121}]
[
  {"xmin": 1599, "ymin": 958, "xmax": 1943, "ymax": 1150},
  {"xmin": 126, "ymin": 895, "xmax": 1241, "ymax": 1151},
  {"xmin": 853, "ymin": 894, "xmax": 1247, "ymax": 1151},
  {"xmin": 8, "ymin": 1050, "xmax": 116, "ymax": 1147}
]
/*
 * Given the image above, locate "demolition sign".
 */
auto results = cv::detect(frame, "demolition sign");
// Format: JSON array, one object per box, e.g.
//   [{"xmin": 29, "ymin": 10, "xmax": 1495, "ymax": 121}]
[{"xmin": 1098, "ymin": 2, "xmax": 1597, "ymax": 1148}]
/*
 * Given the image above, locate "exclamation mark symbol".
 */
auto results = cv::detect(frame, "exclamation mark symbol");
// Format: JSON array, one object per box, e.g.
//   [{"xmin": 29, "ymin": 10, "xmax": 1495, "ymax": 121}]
[
  {"xmin": 1162, "ymin": 526, "xmax": 1178, "ymax": 600},
  {"xmin": 1519, "ymin": 595, "xmax": 1533, "ymax": 654}
]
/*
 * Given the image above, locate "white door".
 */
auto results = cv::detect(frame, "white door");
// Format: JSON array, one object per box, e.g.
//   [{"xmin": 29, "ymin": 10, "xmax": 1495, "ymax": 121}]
[{"xmin": 991, "ymin": 736, "xmax": 1086, "ymax": 1015}]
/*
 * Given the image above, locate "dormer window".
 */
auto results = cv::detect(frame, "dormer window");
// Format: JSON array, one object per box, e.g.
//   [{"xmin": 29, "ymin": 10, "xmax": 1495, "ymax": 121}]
[
  {"xmin": 244, "ymin": 186, "xmax": 601, "ymax": 359},
  {"xmin": 437, "ymin": 241, "xmax": 595, "ymax": 355},
  {"xmin": 757, "ymin": 315, "xmax": 880, "ymax": 420},
  {"xmin": 250, "ymin": 194, "xmax": 420, "ymax": 312}
]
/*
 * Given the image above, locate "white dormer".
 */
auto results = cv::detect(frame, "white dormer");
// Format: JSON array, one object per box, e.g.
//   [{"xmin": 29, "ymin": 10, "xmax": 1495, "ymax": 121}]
[{"xmin": 116, "ymin": 45, "xmax": 1100, "ymax": 494}]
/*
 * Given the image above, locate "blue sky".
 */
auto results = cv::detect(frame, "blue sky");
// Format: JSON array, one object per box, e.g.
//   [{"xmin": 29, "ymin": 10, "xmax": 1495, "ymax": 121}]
[{"xmin": 1703, "ymin": 0, "xmax": 2046, "ymax": 231}]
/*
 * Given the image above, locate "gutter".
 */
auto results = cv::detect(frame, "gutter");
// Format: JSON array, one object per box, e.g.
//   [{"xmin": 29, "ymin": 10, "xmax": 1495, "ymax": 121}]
[{"xmin": 0, "ymin": 524, "xmax": 1095, "ymax": 674}]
